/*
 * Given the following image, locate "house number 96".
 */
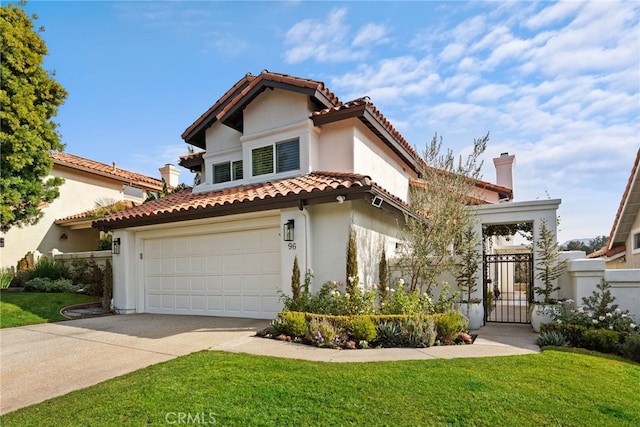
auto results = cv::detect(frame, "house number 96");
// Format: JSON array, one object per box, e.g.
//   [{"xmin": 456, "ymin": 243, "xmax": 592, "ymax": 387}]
[{"xmin": 288, "ymin": 243, "xmax": 296, "ymax": 250}]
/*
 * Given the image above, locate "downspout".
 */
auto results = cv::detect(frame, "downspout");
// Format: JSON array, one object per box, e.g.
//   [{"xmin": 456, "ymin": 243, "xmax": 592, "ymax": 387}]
[{"xmin": 299, "ymin": 205, "xmax": 311, "ymax": 275}]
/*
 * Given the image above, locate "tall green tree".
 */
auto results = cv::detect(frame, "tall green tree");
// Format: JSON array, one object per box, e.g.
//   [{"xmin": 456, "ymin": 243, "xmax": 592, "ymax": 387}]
[
  {"xmin": 397, "ymin": 133, "xmax": 487, "ymax": 293},
  {"xmin": 0, "ymin": 1, "xmax": 67, "ymax": 232}
]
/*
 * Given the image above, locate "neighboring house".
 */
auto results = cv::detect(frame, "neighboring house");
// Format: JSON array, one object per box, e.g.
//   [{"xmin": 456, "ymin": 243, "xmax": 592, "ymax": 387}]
[
  {"xmin": 95, "ymin": 71, "xmax": 514, "ymax": 319},
  {"xmin": 0, "ymin": 151, "xmax": 179, "ymax": 269},
  {"xmin": 588, "ymin": 148, "xmax": 640, "ymax": 268}
]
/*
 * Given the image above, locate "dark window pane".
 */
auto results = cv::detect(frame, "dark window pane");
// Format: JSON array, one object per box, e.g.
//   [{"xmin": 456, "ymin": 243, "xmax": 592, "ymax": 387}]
[
  {"xmin": 213, "ymin": 162, "xmax": 231, "ymax": 183},
  {"xmin": 276, "ymin": 139, "xmax": 299, "ymax": 173},
  {"xmin": 232, "ymin": 160, "xmax": 243, "ymax": 180},
  {"xmin": 252, "ymin": 146, "xmax": 273, "ymax": 176}
]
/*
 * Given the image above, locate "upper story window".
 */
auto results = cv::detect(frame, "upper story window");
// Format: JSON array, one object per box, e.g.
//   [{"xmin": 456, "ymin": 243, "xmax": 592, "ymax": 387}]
[
  {"xmin": 213, "ymin": 160, "xmax": 243, "ymax": 184},
  {"xmin": 252, "ymin": 138, "xmax": 299, "ymax": 177}
]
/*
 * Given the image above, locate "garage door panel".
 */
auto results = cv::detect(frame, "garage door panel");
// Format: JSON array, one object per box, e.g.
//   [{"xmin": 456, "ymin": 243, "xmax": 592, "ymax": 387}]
[
  {"xmin": 206, "ymin": 276, "xmax": 223, "ymax": 292},
  {"xmin": 175, "ymin": 277, "xmax": 190, "ymax": 291},
  {"xmin": 145, "ymin": 225, "xmax": 281, "ymax": 319},
  {"xmin": 191, "ymin": 276, "xmax": 205, "ymax": 291}
]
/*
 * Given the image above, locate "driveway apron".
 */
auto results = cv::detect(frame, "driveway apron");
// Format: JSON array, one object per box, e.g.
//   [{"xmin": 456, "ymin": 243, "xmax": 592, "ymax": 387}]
[{"xmin": 0, "ymin": 314, "xmax": 269, "ymax": 415}]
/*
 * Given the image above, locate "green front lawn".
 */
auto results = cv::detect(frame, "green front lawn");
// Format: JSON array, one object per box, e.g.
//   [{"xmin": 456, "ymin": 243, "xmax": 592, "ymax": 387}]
[
  {"xmin": 2, "ymin": 349, "xmax": 638, "ymax": 426},
  {"xmin": 0, "ymin": 292, "xmax": 99, "ymax": 328}
]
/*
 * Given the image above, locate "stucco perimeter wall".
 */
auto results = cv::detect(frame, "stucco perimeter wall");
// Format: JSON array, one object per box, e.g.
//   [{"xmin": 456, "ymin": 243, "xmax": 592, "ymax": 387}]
[
  {"xmin": 0, "ymin": 167, "xmax": 127, "ymax": 269},
  {"xmin": 565, "ymin": 257, "xmax": 640, "ymax": 319}
]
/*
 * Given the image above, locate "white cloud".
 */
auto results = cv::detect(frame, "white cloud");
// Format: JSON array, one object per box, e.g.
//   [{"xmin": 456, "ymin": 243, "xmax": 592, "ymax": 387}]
[
  {"xmin": 352, "ymin": 23, "xmax": 388, "ymax": 47},
  {"xmin": 283, "ymin": 8, "xmax": 388, "ymax": 64},
  {"xmin": 524, "ymin": 1, "xmax": 583, "ymax": 30}
]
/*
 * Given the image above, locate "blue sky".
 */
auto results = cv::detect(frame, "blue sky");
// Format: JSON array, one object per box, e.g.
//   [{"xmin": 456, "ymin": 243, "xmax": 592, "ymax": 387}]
[{"xmin": 23, "ymin": 0, "xmax": 640, "ymax": 244}]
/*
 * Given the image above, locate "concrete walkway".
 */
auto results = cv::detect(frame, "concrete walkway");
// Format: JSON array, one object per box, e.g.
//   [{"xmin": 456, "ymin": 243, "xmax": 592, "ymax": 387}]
[{"xmin": 0, "ymin": 314, "xmax": 538, "ymax": 415}]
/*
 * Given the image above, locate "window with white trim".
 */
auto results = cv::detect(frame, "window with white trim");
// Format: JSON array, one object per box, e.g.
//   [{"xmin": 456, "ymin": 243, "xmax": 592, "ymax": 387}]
[
  {"xmin": 252, "ymin": 138, "xmax": 299, "ymax": 177},
  {"xmin": 213, "ymin": 160, "xmax": 243, "ymax": 184},
  {"xmin": 633, "ymin": 230, "xmax": 640, "ymax": 252}
]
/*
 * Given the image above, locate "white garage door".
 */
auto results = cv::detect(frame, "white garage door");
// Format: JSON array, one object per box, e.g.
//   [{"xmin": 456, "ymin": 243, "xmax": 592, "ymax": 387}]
[{"xmin": 144, "ymin": 227, "xmax": 281, "ymax": 319}]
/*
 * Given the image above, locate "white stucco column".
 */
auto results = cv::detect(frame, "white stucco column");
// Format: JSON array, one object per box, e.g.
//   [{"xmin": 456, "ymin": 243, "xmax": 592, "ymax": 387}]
[
  {"xmin": 567, "ymin": 258, "xmax": 605, "ymax": 305},
  {"xmin": 112, "ymin": 229, "xmax": 137, "ymax": 314}
]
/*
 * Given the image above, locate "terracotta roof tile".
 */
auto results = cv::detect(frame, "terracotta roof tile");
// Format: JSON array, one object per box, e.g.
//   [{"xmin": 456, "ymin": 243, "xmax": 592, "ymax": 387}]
[
  {"xmin": 607, "ymin": 147, "xmax": 640, "ymax": 250},
  {"xmin": 56, "ymin": 200, "xmax": 136, "ymax": 223},
  {"xmin": 93, "ymin": 172, "xmax": 378, "ymax": 230},
  {"xmin": 51, "ymin": 152, "xmax": 164, "ymax": 190}
]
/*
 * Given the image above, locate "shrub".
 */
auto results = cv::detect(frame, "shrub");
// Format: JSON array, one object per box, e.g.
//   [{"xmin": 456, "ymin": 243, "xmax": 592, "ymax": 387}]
[
  {"xmin": 0, "ymin": 268, "xmax": 15, "ymax": 289},
  {"xmin": 399, "ymin": 317, "xmax": 436, "ymax": 348},
  {"xmin": 435, "ymin": 311, "xmax": 468, "ymax": 344},
  {"xmin": 278, "ymin": 311, "xmax": 307, "ymax": 337},
  {"xmin": 375, "ymin": 321, "xmax": 401, "ymax": 347},
  {"xmin": 68, "ymin": 257, "xmax": 104, "ymax": 296},
  {"xmin": 25, "ymin": 277, "xmax": 81, "ymax": 293},
  {"xmin": 32, "ymin": 257, "xmax": 69, "ymax": 280},
  {"xmin": 11, "ymin": 269, "xmax": 33, "ymax": 287},
  {"xmin": 620, "ymin": 333, "xmax": 640, "ymax": 363},
  {"xmin": 381, "ymin": 280, "xmax": 430, "ymax": 315},
  {"xmin": 306, "ymin": 317, "xmax": 338, "ymax": 347},
  {"xmin": 581, "ymin": 329, "xmax": 621, "ymax": 354},
  {"xmin": 536, "ymin": 331, "xmax": 569, "ymax": 348},
  {"xmin": 350, "ymin": 316, "xmax": 376, "ymax": 342},
  {"xmin": 267, "ymin": 317, "xmax": 287, "ymax": 336},
  {"xmin": 343, "ymin": 285, "xmax": 377, "ymax": 316},
  {"xmin": 102, "ymin": 259, "xmax": 113, "ymax": 311}
]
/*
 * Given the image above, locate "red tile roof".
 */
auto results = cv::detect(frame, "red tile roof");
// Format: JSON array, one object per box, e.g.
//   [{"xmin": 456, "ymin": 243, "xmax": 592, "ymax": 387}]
[
  {"xmin": 93, "ymin": 172, "xmax": 409, "ymax": 231},
  {"xmin": 56, "ymin": 200, "xmax": 136, "ymax": 224},
  {"xmin": 51, "ymin": 152, "xmax": 164, "ymax": 191}
]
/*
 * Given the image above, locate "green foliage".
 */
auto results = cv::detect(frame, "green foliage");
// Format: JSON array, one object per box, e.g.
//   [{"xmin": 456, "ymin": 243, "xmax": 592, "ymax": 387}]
[
  {"xmin": 349, "ymin": 316, "xmax": 377, "ymax": 342},
  {"xmin": 278, "ymin": 311, "xmax": 307, "ymax": 337},
  {"xmin": 97, "ymin": 233, "xmax": 112, "ymax": 251},
  {"xmin": 375, "ymin": 321, "xmax": 401, "ymax": 347},
  {"xmin": 620, "ymin": 333, "xmax": 640, "ymax": 363},
  {"xmin": 534, "ymin": 218, "xmax": 567, "ymax": 303},
  {"xmin": 266, "ymin": 317, "xmax": 287, "ymax": 336},
  {"xmin": 25, "ymin": 277, "xmax": 80, "ymax": 293},
  {"xmin": 144, "ymin": 179, "xmax": 189, "ymax": 202},
  {"xmin": 290, "ymin": 256, "xmax": 301, "ymax": 310},
  {"xmin": 0, "ymin": 268, "xmax": 15, "ymax": 288},
  {"xmin": 381, "ymin": 279, "xmax": 431, "ymax": 315},
  {"xmin": 397, "ymin": 133, "xmax": 487, "ymax": 293},
  {"xmin": 536, "ymin": 331, "xmax": 569, "ymax": 348},
  {"xmin": 378, "ymin": 247, "xmax": 388, "ymax": 301},
  {"xmin": 306, "ymin": 317, "xmax": 338, "ymax": 347},
  {"xmin": 0, "ymin": 2, "xmax": 68, "ymax": 232},
  {"xmin": 67, "ymin": 257, "xmax": 104, "ymax": 296},
  {"xmin": 346, "ymin": 225, "xmax": 358, "ymax": 293},
  {"xmin": 561, "ymin": 235, "xmax": 608, "ymax": 254},
  {"xmin": 581, "ymin": 279, "xmax": 619, "ymax": 317},
  {"xmin": 435, "ymin": 310, "xmax": 469, "ymax": 344},
  {"xmin": 581, "ymin": 329, "xmax": 621, "ymax": 354},
  {"xmin": 343, "ymin": 284, "xmax": 377, "ymax": 315},
  {"xmin": 455, "ymin": 224, "xmax": 481, "ymax": 303},
  {"xmin": 432, "ymin": 281, "xmax": 459, "ymax": 314},
  {"xmin": 32, "ymin": 257, "xmax": 68, "ymax": 280},
  {"xmin": 399, "ymin": 316, "xmax": 436, "ymax": 348},
  {"xmin": 102, "ymin": 259, "xmax": 113, "ymax": 311}
]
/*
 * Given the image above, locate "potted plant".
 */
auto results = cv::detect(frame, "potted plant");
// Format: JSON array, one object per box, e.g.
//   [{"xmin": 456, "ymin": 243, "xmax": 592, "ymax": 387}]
[
  {"xmin": 530, "ymin": 218, "xmax": 567, "ymax": 332},
  {"xmin": 455, "ymin": 225, "xmax": 484, "ymax": 329}
]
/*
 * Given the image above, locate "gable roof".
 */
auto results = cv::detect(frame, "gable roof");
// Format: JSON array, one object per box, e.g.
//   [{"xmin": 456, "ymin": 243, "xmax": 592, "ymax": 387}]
[
  {"xmin": 93, "ymin": 172, "xmax": 410, "ymax": 231},
  {"xmin": 51, "ymin": 151, "xmax": 164, "ymax": 191},
  {"xmin": 605, "ymin": 148, "xmax": 640, "ymax": 255},
  {"xmin": 182, "ymin": 71, "xmax": 341, "ymax": 148}
]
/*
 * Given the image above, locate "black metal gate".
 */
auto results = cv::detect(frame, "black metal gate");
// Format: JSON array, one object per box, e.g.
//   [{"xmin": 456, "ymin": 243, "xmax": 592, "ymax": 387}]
[{"xmin": 483, "ymin": 253, "xmax": 533, "ymax": 324}]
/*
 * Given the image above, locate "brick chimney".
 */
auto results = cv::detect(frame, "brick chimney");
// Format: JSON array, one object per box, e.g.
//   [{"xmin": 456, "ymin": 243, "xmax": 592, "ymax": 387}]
[
  {"xmin": 159, "ymin": 164, "xmax": 180, "ymax": 188},
  {"xmin": 493, "ymin": 152, "xmax": 515, "ymax": 190}
]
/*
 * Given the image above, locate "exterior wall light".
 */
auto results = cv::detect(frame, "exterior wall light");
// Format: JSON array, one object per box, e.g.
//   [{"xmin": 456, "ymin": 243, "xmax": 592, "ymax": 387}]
[
  {"xmin": 283, "ymin": 220, "xmax": 295, "ymax": 242},
  {"xmin": 112, "ymin": 237, "xmax": 121, "ymax": 255}
]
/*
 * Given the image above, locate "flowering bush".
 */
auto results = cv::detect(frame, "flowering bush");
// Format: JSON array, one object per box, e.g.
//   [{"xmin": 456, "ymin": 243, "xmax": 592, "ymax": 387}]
[
  {"xmin": 380, "ymin": 279, "xmax": 431, "ymax": 315},
  {"xmin": 551, "ymin": 280, "xmax": 638, "ymax": 334}
]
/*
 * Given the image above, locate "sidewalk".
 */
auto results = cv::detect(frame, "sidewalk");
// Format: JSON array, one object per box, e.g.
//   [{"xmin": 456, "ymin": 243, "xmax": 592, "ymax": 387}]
[{"xmin": 214, "ymin": 322, "xmax": 540, "ymax": 362}]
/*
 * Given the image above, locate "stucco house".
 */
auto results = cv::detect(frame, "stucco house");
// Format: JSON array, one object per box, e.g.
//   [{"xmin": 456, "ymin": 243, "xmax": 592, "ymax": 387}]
[
  {"xmin": 94, "ymin": 71, "xmax": 514, "ymax": 319},
  {"xmin": 0, "ymin": 151, "xmax": 178, "ymax": 269},
  {"xmin": 589, "ymin": 148, "xmax": 640, "ymax": 268}
]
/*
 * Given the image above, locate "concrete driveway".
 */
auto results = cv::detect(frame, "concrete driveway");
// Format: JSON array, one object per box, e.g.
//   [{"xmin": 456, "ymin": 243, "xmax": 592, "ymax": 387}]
[{"xmin": 0, "ymin": 314, "xmax": 269, "ymax": 415}]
